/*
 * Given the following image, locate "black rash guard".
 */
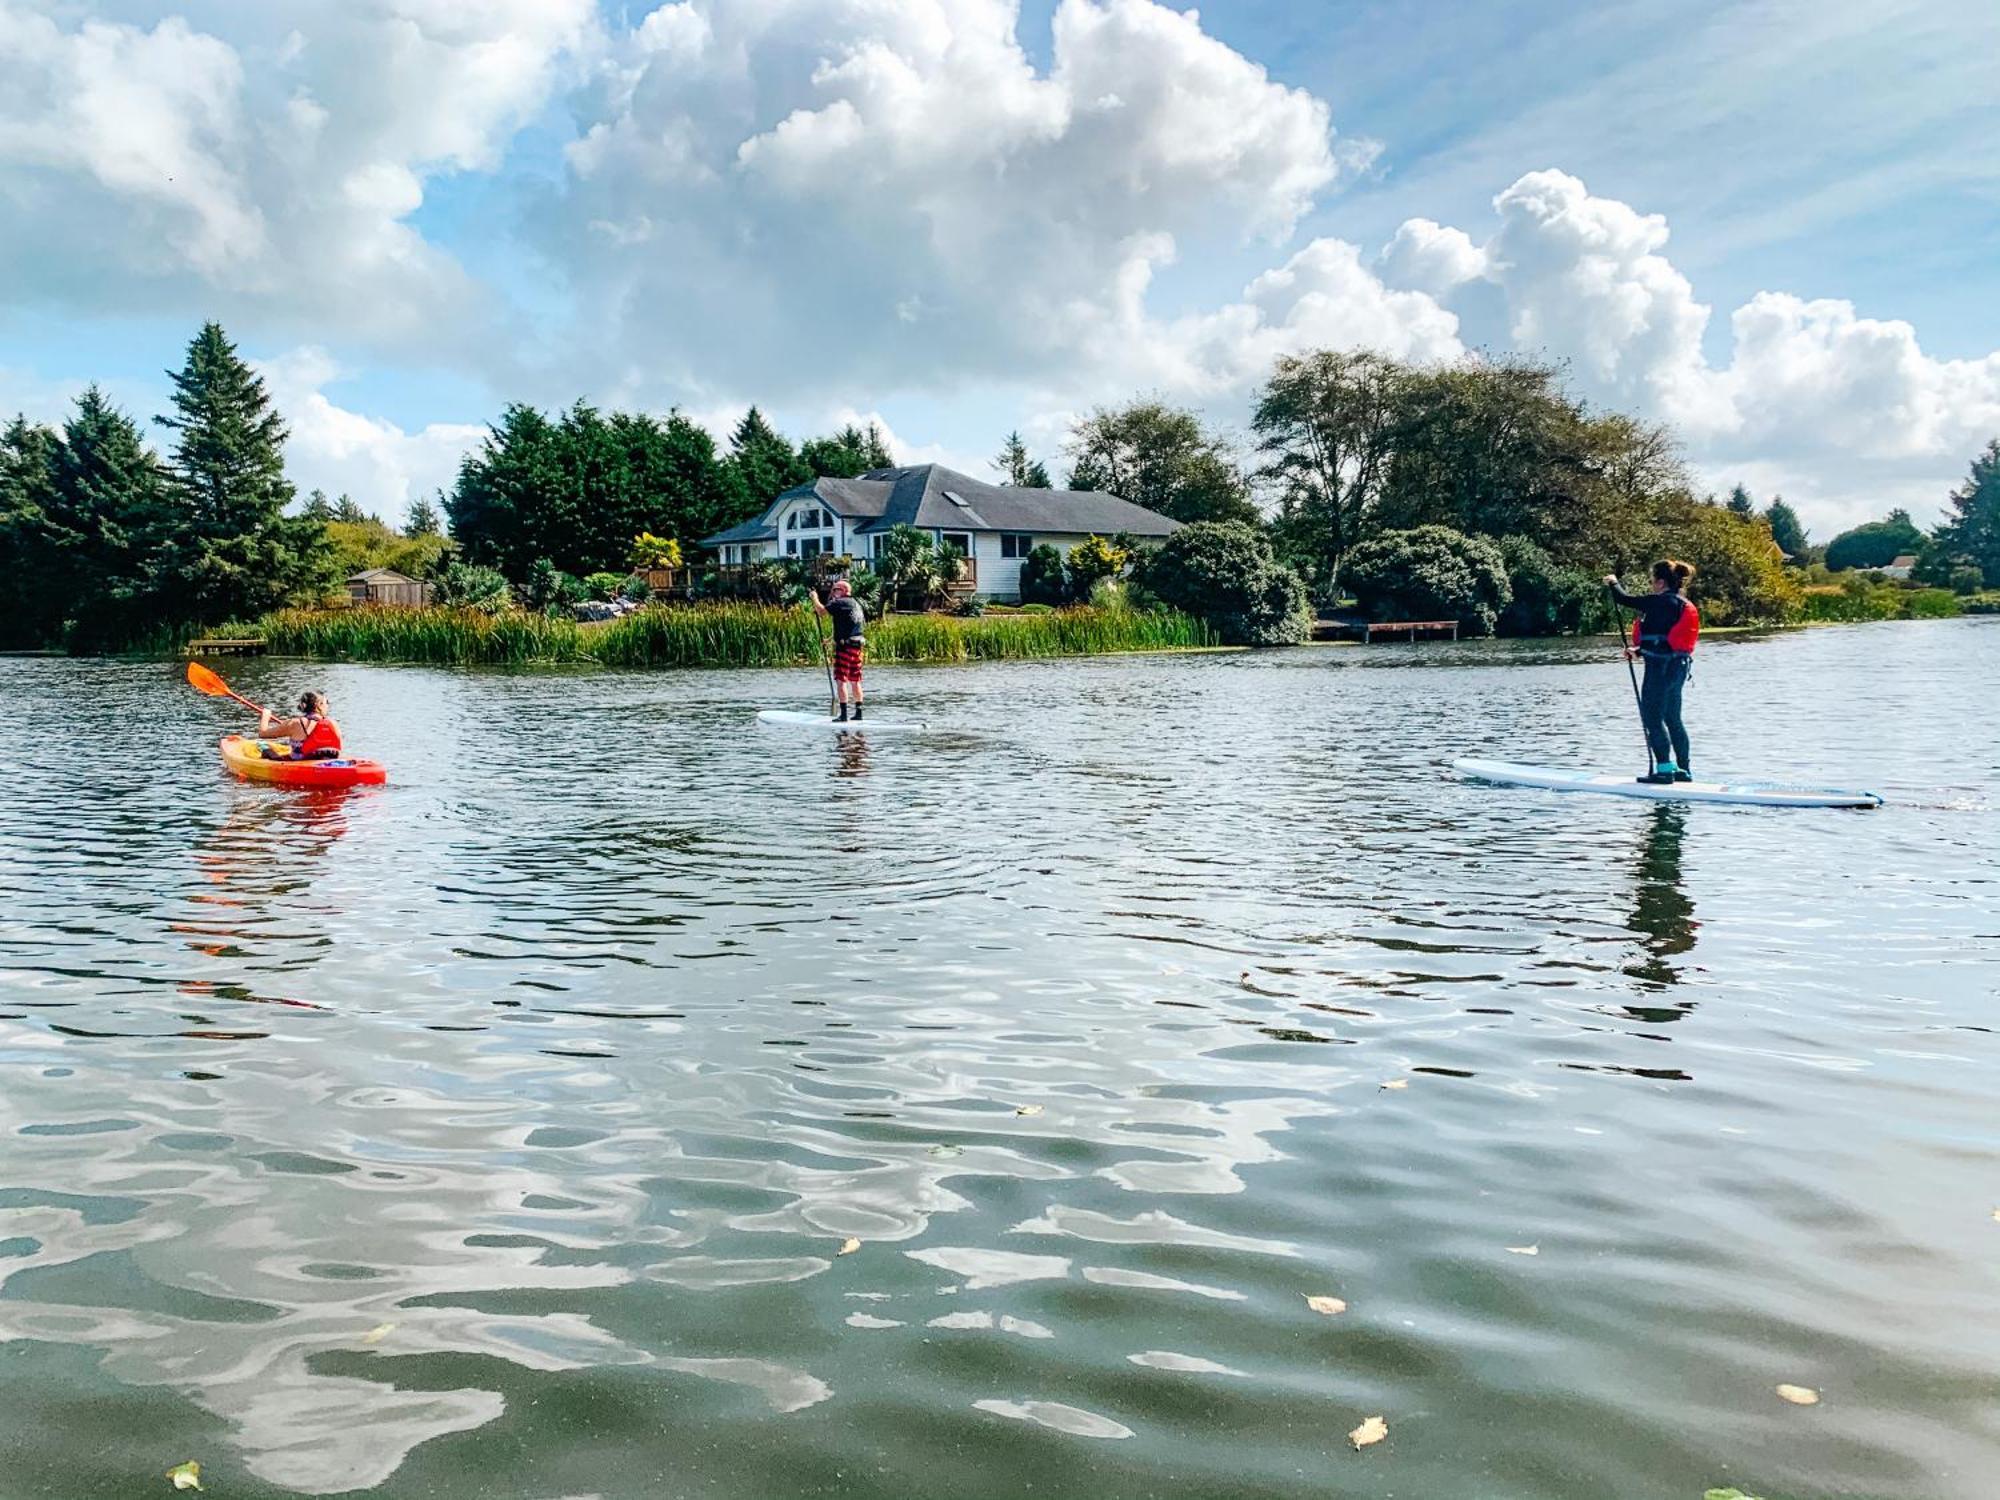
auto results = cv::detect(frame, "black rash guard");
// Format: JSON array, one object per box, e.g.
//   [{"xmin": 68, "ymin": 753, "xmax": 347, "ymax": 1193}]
[{"xmin": 827, "ymin": 596, "xmax": 866, "ymax": 645}]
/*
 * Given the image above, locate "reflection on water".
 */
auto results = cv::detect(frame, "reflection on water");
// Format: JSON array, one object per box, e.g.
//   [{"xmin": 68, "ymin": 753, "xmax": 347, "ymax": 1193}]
[{"xmin": 2, "ymin": 623, "xmax": 1998, "ymax": 1500}]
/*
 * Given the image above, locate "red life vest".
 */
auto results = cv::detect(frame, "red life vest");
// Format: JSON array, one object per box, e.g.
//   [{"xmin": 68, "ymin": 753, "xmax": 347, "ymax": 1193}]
[
  {"xmin": 295, "ymin": 716, "xmax": 342, "ymax": 756},
  {"xmin": 1632, "ymin": 596, "xmax": 1700, "ymax": 655}
]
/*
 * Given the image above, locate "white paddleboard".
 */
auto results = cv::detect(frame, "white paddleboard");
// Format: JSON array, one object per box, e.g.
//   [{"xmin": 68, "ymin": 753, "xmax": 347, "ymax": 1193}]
[
  {"xmin": 1452, "ymin": 757, "xmax": 1882, "ymax": 809},
  {"xmin": 757, "ymin": 709, "xmax": 928, "ymax": 733}
]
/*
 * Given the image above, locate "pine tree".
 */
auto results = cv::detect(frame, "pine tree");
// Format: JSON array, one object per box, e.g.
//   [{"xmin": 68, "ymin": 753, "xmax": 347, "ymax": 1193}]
[
  {"xmin": 404, "ymin": 495, "xmax": 443, "ymax": 538},
  {"xmin": 1762, "ymin": 496, "xmax": 1808, "ymax": 560},
  {"xmin": 332, "ymin": 494, "xmax": 367, "ymax": 525},
  {"xmin": 726, "ymin": 407, "xmax": 811, "ymax": 510},
  {"xmin": 51, "ymin": 388, "xmax": 170, "ymax": 625},
  {"xmin": 802, "ymin": 423, "xmax": 895, "ymax": 480},
  {"xmin": 0, "ymin": 416, "xmax": 63, "ymax": 644},
  {"xmin": 993, "ymin": 431, "xmax": 1051, "ymax": 487},
  {"xmin": 302, "ymin": 488, "xmax": 335, "ymax": 522},
  {"xmin": 151, "ymin": 322, "xmax": 330, "ymax": 622},
  {"xmin": 1931, "ymin": 438, "xmax": 2000, "ymax": 587},
  {"xmin": 1725, "ymin": 483, "xmax": 1755, "ymax": 516}
]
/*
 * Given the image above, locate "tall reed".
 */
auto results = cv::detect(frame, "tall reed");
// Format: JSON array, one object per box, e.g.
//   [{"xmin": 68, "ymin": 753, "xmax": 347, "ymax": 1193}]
[{"xmin": 237, "ymin": 603, "xmax": 1216, "ymax": 668}]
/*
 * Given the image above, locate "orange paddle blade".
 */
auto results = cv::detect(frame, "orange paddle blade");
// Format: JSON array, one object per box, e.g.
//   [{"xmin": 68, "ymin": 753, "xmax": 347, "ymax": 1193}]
[{"xmin": 186, "ymin": 661, "xmax": 230, "ymax": 696}]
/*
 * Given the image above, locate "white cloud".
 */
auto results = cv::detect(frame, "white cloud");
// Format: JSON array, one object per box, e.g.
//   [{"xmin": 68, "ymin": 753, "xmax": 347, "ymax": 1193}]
[
  {"xmin": 254, "ymin": 347, "xmax": 484, "ymax": 517},
  {"xmin": 1377, "ymin": 217, "xmax": 1486, "ymax": 299}
]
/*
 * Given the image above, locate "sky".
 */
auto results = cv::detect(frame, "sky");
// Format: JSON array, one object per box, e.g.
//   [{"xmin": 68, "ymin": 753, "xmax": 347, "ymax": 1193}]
[{"xmin": 1, "ymin": 0, "xmax": 1996, "ymax": 538}]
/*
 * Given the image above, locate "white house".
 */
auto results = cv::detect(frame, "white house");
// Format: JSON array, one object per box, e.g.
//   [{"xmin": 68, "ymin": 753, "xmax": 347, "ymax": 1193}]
[
  {"xmin": 699, "ymin": 464, "xmax": 1179, "ymax": 601},
  {"xmin": 1879, "ymin": 553, "xmax": 1919, "ymax": 580}
]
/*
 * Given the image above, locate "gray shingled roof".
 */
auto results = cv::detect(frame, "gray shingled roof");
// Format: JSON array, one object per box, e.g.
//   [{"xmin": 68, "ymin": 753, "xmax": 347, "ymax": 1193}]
[{"xmin": 699, "ymin": 465, "xmax": 1177, "ymax": 548}]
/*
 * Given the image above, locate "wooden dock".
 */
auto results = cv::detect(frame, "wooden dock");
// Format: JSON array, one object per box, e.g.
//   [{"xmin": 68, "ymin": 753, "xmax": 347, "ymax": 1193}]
[
  {"xmin": 1363, "ymin": 619, "xmax": 1458, "ymax": 643},
  {"xmin": 1311, "ymin": 618, "xmax": 1460, "ymax": 643},
  {"xmin": 187, "ymin": 637, "xmax": 267, "ymax": 655}
]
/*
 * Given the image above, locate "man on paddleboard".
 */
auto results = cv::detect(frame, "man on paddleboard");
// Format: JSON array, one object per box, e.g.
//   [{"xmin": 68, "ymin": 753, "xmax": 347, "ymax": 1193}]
[
  {"xmin": 813, "ymin": 579, "xmax": 867, "ymax": 722},
  {"xmin": 1603, "ymin": 561, "xmax": 1699, "ymax": 785},
  {"xmin": 258, "ymin": 691, "xmax": 344, "ymax": 760}
]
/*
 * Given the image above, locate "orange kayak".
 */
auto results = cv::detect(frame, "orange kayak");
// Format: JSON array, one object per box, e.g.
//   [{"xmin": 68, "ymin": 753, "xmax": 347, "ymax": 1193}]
[{"xmin": 220, "ymin": 735, "xmax": 387, "ymax": 788}]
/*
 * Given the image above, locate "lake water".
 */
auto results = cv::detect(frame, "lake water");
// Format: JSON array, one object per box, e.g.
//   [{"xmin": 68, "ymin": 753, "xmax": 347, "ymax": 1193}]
[{"xmin": 2, "ymin": 620, "xmax": 1996, "ymax": 1500}]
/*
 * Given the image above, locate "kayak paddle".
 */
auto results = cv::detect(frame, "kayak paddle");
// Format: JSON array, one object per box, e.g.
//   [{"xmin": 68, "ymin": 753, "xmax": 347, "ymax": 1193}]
[
  {"xmin": 810, "ymin": 594, "xmax": 838, "ymax": 719},
  {"xmin": 186, "ymin": 661, "xmax": 269, "ymax": 719}
]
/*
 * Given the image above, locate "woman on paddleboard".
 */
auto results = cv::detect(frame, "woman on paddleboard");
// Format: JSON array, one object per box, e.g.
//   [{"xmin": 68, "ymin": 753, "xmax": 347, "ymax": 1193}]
[
  {"xmin": 258, "ymin": 691, "xmax": 343, "ymax": 760},
  {"xmin": 813, "ymin": 579, "xmax": 867, "ymax": 722},
  {"xmin": 1603, "ymin": 560, "xmax": 1700, "ymax": 785}
]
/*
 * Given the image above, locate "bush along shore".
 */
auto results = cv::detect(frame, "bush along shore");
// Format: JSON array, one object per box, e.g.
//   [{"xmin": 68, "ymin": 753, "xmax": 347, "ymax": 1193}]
[{"xmin": 225, "ymin": 602, "xmax": 1217, "ymax": 669}]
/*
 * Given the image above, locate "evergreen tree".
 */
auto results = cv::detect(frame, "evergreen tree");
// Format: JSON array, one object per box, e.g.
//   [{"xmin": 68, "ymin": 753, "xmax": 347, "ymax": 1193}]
[
  {"xmin": 993, "ymin": 431, "xmax": 1051, "ymax": 487},
  {"xmin": 1762, "ymin": 496, "xmax": 1808, "ymax": 559},
  {"xmin": 1725, "ymin": 483, "xmax": 1756, "ymax": 516},
  {"xmin": 150, "ymin": 322, "xmax": 330, "ymax": 622},
  {"xmin": 802, "ymin": 423, "xmax": 895, "ymax": 480},
  {"xmin": 332, "ymin": 494, "xmax": 367, "ymax": 524},
  {"xmin": 404, "ymin": 495, "xmax": 443, "ymax": 538},
  {"xmin": 1930, "ymin": 438, "xmax": 2000, "ymax": 587},
  {"xmin": 0, "ymin": 416, "xmax": 64, "ymax": 644},
  {"xmin": 302, "ymin": 488, "xmax": 336, "ymax": 522},
  {"xmin": 726, "ymin": 407, "xmax": 812, "ymax": 511},
  {"xmin": 50, "ymin": 388, "xmax": 171, "ymax": 634}
]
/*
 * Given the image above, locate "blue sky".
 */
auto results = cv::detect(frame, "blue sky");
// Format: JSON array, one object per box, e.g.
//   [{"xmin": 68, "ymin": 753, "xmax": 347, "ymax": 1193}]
[{"xmin": 1, "ymin": 0, "xmax": 1994, "ymax": 533}]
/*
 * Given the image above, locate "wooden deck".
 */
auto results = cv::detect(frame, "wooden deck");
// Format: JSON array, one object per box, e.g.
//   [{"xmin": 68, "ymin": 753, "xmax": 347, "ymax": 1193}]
[
  {"xmin": 187, "ymin": 637, "xmax": 267, "ymax": 655},
  {"xmin": 1312, "ymin": 617, "xmax": 1459, "ymax": 643}
]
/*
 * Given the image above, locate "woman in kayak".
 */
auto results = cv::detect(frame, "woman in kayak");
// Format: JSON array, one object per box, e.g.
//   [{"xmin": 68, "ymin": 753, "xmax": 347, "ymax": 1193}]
[
  {"xmin": 1603, "ymin": 560, "xmax": 1700, "ymax": 784},
  {"xmin": 258, "ymin": 691, "xmax": 343, "ymax": 760},
  {"xmin": 813, "ymin": 579, "xmax": 867, "ymax": 722}
]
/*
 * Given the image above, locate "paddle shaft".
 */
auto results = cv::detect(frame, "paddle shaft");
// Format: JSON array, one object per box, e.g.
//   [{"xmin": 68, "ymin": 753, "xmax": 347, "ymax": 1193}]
[
  {"xmin": 1623, "ymin": 635, "xmax": 1651, "ymax": 769},
  {"xmin": 812, "ymin": 599, "xmax": 838, "ymax": 715},
  {"xmin": 187, "ymin": 662, "xmax": 270, "ymax": 719}
]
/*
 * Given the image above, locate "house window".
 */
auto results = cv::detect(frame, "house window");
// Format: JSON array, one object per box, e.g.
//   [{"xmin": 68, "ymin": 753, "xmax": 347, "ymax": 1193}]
[
  {"xmin": 799, "ymin": 537, "xmax": 826, "ymax": 558},
  {"xmin": 785, "ymin": 538, "xmax": 798, "ymax": 556},
  {"xmin": 1000, "ymin": 534, "xmax": 1034, "ymax": 558}
]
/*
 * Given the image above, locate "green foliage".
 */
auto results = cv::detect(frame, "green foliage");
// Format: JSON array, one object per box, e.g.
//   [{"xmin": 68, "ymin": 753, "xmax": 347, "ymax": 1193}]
[
  {"xmin": 726, "ymin": 406, "xmax": 813, "ymax": 513},
  {"xmin": 430, "ymin": 560, "xmax": 511, "ymax": 614},
  {"xmin": 148, "ymin": 322, "xmax": 332, "ymax": 625},
  {"xmin": 1066, "ymin": 400, "xmax": 1257, "ymax": 525},
  {"xmin": 1133, "ymin": 520, "xmax": 1311, "ymax": 646},
  {"xmin": 403, "ymin": 495, "xmax": 443, "ymax": 537},
  {"xmin": 1344, "ymin": 525, "xmax": 1512, "ymax": 636},
  {"xmin": 871, "ymin": 524, "xmax": 963, "ymax": 608},
  {"xmin": 1797, "ymin": 571, "xmax": 1961, "ymax": 622},
  {"xmin": 324, "ymin": 517, "xmax": 450, "ymax": 586},
  {"xmin": 629, "ymin": 531, "xmax": 682, "ymax": 570},
  {"xmin": 1256, "ymin": 349, "xmax": 1406, "ymax": 596},
  {"xmin": 583, "ymin": 571, "xmax": 627, "ymax": 601},
  {"xmin": 449, "ymin": 403, "xmax": 748, "ymax": 582},
  {"xmin": 518, "ymin": 557, "xmax": 589, "ymax": 614},
  {"xmin": 1763, "ymin": 497, "xmax": 1809, "ymax": 559},
  {"xmin": 1824, "ymin": 512, "xmax": 1923, "ymax": 571},
  {"xmin": 619, "ymin": 573, "xmax": 652, "ymax": 602},
  {"xmin": 1065, "ymin": 534, "xmax": 1129, "ymax": 598},
  {"xmin": 800, "ymin": 422, "xmax": 892, "ymax": 479},
  {"xmin": 1019, "ymin": 542, "xmax": 1069, "ymax": 605},
  {"xmin": 993, "ymin": 431, "xmax": 1051, "ymax": 487},
  {"xmin": 1930, "ymin": 437, "xmax": 2000, "ymax": 587},
  {"xmin": 1495, "ymin": 534, "xmax": 1614, "ymax": 637},
  {"xmin": 1724, "ymin": 483, "xmax": 1756, "ymax": 516},
  {"xmin": 1653, "ymin": 495, "xmax": 1801, "ymax": 623},
  {"xmin": 843, "ymin": 565, "xmax": 887, "ymax": 615}
]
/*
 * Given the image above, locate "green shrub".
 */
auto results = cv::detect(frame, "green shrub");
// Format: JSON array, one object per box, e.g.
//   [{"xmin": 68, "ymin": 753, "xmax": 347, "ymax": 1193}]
[
  {"xmin": 1019, "ymin": 543, "xmax": 1069, "ymax": 605},
  {"xmin": 431, "ymin": 561, "xmax": 511, "ymax": 614},
  {"xmin": 1132, "ymin": 520, "xmax": 1310, "ymax": 646},
  {"xmin": 1495, "ymin": 534, "xmax": 1613, "ymax": 636},
  {"xmin": 583, "ymin": 571, "xmax": 626, "ymax": 601},
  {"xmin": 1344, "ymin": 525, "xmax": 1511, "ymax": 636},
  {"xmin": 1065, "ymin": 534, "xmax": 1129, "ymax": 599},
  {"xmin": 1824, "ymin": 515, "xmax": 1923, "ymax": 572},
  {"xmin": 619, "ymin": 573, "xmax": 652, "ymax": 602},
  {"xmin": 1017, "ymin": 602, "xmax": 1054, "ymax": 615}
]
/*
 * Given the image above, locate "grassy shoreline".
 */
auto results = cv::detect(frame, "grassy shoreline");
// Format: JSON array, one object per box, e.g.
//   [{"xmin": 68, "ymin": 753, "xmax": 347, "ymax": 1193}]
[{"xmin": 216, "ymin": 602, "xmax": 1218, "ymax": 668}]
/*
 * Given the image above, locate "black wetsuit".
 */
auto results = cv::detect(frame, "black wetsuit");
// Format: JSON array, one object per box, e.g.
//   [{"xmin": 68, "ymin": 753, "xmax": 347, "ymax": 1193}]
[{"xmin": 1608, "ymin": 584, "xmax": 1695, "ymax": 773}]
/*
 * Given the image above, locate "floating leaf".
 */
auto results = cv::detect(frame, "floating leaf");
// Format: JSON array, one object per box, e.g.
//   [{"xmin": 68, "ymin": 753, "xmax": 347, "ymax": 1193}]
[
  {"xmin": 1704, "ymin": 1490, "xmax": 1766, "ymax": 1500},
  {"xmin": 359, "ymin": 1323, "xmax": 395, "ymax": 1345},
  {"xmin": 1380, "ymin": 1079, "xmax": 1408, "ymax": 1091},
  {"xmin": 1775, "ymin": 1383, "xmax": 1819, "ymax": 1406},
  {"xmin": 1991, "ymin": 1207, "xmax": 1999, "ymax": 1223},
  {"xmin": 1348, "ymin": 1415, "xmax": 1388, "ymax": 1450},
  {"xmin": 928, "ymin": 1144, "xmax": 962, "ymax": 1158},
  {"xmin": 1015, "ymin": 1104, "xmax": 1043, "ymax": 1117},
  {"xmin": 838, "ymin": 1237, "xmax": 861, "ymax": 1256},
  {"xmin": 1305, "ymin": 1295, "xmax": 1347, "ymax": 1316},
  {"xmin": 167, "ymin": 1460, "xmax": 203, "ymax": 1491},
  {"xmin": 1506, "ymin": 1244, "xmax": 1539, "ymax": 1256}
]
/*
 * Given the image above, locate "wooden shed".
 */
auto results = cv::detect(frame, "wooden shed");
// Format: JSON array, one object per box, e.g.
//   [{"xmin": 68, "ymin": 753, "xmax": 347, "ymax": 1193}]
[{"xmin": 346, "ymin": 567, "xmax": 432, "ymax": 607}]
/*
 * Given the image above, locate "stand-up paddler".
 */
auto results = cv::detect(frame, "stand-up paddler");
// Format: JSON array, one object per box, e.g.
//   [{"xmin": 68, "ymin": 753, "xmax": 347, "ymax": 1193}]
[
  {"xmin": 1603, "ymin": 560, "xmax": 1700, "ymax": 784},
  {"xmin": 813, "ymin": 579, "xmax": 867, "ymax": 722}
]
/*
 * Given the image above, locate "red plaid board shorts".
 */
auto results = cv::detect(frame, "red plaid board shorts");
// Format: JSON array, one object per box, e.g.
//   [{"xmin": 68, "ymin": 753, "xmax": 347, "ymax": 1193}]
[{"xmin": 833, "ymin": 642, "xmax": 864, "ymax": 683}]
